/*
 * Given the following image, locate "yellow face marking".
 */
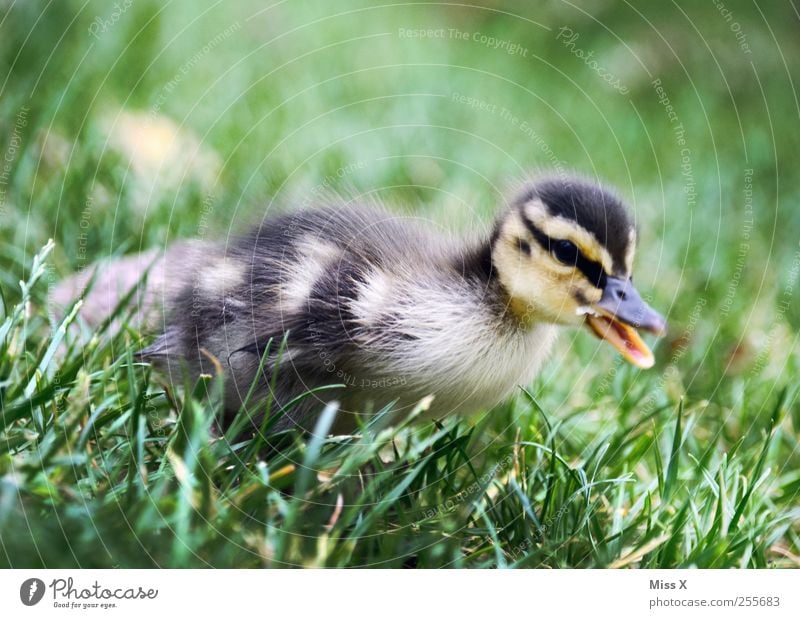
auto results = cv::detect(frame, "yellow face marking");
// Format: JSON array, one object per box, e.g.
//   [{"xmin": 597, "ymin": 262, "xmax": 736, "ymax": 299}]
[
  {"xmin": 522, "ymin": 199, "xmax": 614, "ymax": 274},
  {"xmin": 492, "ymin": 211, "xmax": 600, "ymax": 326},
  {"xmin": 624, "ymin": 228, "xmax": 637, "ymax": 275}
]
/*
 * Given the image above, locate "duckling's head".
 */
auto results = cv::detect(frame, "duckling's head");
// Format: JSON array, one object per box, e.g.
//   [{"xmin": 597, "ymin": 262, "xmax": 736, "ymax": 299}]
[{"xmin": 491, "ymin": 176, "xmax": 666, "ymax": 368}]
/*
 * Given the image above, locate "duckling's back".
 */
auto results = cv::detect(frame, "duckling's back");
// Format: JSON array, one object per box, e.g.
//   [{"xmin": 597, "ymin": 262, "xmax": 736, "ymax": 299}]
[{"xmin": 140, "ymin": 205, "xmax": 468, "ymax": 429}]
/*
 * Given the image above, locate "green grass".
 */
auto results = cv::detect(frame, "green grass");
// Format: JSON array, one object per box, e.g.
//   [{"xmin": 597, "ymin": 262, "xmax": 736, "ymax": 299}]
[{"xmin": 1, "ymin": 0, "xmax": 799, "ymax": 568}]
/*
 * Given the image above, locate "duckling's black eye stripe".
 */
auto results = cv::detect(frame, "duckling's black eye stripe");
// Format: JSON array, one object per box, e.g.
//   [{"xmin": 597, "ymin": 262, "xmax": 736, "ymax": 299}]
[
  {"xmin": 521, "ymin": 217, "xmax": 608, "ymax": 289},
  {"xmin": 575, "ymin": 252, "xmax": 608, "ymax": 289}
]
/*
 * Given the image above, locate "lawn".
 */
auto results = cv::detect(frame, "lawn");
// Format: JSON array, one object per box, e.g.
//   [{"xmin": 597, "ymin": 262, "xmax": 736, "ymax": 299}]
[{"xmin": 0, "ymin": 0, "xmax": 798, "ymax": 568}]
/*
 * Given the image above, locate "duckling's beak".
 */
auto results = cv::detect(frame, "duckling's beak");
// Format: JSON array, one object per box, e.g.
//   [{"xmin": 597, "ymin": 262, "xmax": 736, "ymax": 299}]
[{"xmin": 582, "ymin": 277, "xmax": 667, "ymax": 369}]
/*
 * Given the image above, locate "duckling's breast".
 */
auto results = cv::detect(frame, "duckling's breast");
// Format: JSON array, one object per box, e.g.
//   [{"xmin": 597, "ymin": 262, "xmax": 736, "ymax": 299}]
[{"xmin": 342, "ymin": 268, "xmax": 560, "ymax": 420}]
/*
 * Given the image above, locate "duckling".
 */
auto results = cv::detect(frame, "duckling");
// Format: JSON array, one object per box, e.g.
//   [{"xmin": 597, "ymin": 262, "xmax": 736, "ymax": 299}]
[{"xmin": 54, "ymin": 175, "xmax": 666, "ymax": 432}]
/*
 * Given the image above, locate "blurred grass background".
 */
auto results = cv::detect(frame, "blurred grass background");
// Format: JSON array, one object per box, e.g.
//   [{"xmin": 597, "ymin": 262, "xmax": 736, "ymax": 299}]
[{"xmin": 0, "ymin": 0, "xmax": 798, "ymax": 567}]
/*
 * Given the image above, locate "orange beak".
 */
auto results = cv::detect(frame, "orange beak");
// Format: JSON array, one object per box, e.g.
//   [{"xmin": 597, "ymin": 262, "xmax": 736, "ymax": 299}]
[{"xmin": 582, "ymin": 277, "xmax": 666, "ymax": 369}]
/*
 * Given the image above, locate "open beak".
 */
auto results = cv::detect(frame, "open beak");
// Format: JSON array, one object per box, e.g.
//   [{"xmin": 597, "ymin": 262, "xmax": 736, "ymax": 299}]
[{"xmin": 582, "ymin": 276, "xmax": 667, "ymax": 369}]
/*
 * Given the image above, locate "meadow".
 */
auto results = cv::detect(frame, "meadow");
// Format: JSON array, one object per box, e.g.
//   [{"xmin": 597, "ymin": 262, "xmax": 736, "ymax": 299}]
[{"xmin": 0, "ymin": 0, "xmax": 798, "ymax": 567}]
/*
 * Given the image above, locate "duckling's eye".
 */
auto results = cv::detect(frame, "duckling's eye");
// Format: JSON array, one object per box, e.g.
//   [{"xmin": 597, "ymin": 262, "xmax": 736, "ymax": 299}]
[
  {"xmin": 517, "ymin": 238, "xmax": 531, "ymax": 255},
  {"xmin": 552, "ymin": 239, "xmax": 579, "ymax": 265}
]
